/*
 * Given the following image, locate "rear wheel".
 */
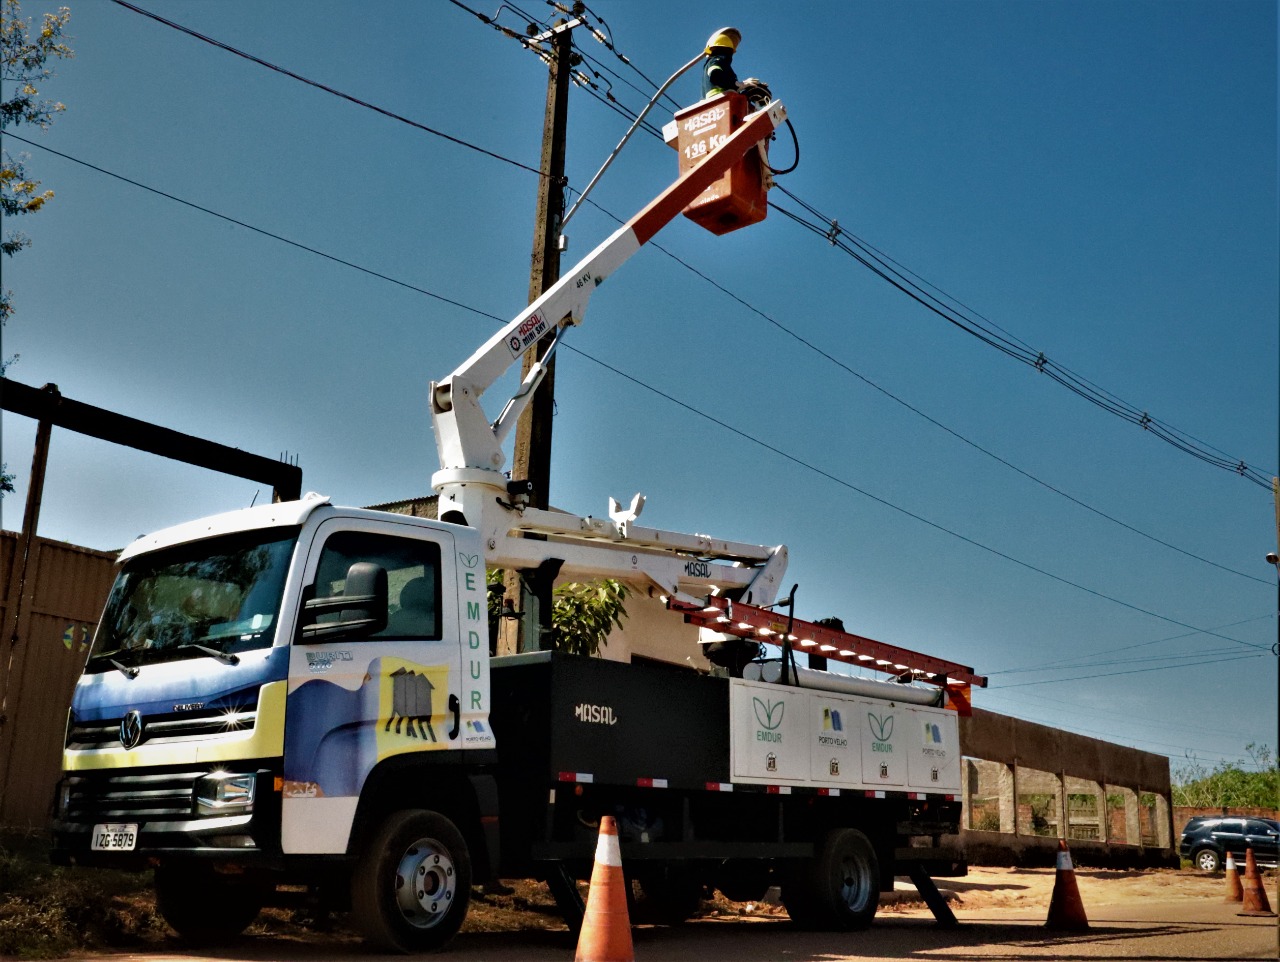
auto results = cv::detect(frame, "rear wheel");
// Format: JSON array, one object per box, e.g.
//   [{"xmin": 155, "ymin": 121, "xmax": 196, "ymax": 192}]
[
  {"xmin": 154, "ymin": 861, "xmax": 266, "ymax": 944},
  {"xmin": 350, "ymin": 809, "xmax": 472, "ymax": 952},
  {"xmin": 782, "ymin": 828, "xmax": 880, "ymax": 930},
  {"xmin": 1193, "ymin": 848, "xmax": 1221, "ymax": 872}
]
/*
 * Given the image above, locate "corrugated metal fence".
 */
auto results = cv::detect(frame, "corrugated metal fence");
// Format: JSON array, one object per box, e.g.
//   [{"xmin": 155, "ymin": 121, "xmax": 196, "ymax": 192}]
[{"xmin": 0, "ymin": 532, "xmax": 116, "ymax": 826}]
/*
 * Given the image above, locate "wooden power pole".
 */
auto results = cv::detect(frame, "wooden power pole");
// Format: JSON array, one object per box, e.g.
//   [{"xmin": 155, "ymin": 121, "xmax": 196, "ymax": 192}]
[{"xmin": 500, "ymin": 18, "xmax": 577, "ymax": 654}]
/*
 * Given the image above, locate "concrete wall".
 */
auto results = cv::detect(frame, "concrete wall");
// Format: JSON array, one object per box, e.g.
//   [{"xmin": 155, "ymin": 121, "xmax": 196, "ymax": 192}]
[{"xmin": 957, "ymin": 707, "xmax": 1177, "ymax": 868}]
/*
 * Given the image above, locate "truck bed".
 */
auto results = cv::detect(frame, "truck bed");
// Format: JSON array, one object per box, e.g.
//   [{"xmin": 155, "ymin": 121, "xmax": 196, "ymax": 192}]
[{"xmin": 487, "ymin": 652, "xmax": 965, "ymax": 882}]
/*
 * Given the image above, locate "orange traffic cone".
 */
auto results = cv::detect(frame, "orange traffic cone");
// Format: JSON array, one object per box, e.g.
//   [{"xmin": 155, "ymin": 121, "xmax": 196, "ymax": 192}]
[
  {"xmin": 1045, "ymin": 839, "xmax": 1089, "ymax": 931},
  {"xmin": 1238, "ymin": 848, "xmax": 1277, "ymax": 918},
  {"xmin": 575, "ymin": 816, "xmax": 635, "ymax": 962},
  {"xmin": 1223, "ymin": 852, "xmax": 1243, "ymax": 902}
]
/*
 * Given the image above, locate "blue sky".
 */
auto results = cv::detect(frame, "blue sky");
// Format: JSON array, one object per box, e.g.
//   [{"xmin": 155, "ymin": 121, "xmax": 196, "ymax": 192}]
[{"xmin": 2, "ymin": 0, "xmax": 1276, "ymax": 774}]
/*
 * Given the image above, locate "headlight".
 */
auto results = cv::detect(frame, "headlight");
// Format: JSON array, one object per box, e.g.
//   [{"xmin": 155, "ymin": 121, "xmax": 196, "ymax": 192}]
[
  {"xmin": 195, "ymin": 772, "xmax": 256, "ymax": 815},
  {"xmin": 54, "ymin": 780, "xmax": 72, "ymax": 817}
]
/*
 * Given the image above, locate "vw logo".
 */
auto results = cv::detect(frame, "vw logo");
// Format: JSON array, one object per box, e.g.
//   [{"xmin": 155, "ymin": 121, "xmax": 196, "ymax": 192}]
[{"xmin": 119, "ymin": 710, "xmax": 144, "ymax": 750}]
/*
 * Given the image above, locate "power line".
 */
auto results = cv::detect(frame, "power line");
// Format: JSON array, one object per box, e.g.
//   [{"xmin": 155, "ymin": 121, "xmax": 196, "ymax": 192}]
[
  {"xmin": 450, "ymin": 7, "xmax": 1279, "ymax": 537},
  {"xmin": 984, "ymin": 686, "xmax": 1267, "ymax": 742},
  {"xmin": 92, "ymin": 0, "xmax": 1276, "ymax": 587},
  {"xmin": 512, "ymin": 29, "xmax": 1276, "ymax": 579},
  {"xmin": 27, "ymin": 135, "xmax": 1266, "ymax": 659},
  {"xmin": 575, "ymin": 82, "xmax": 664, "ymax": 138},
  {"xmin": 988, "ymin": 614, "xmax": 1275, "ymax": 675},
  {"xmin": 2, "ymin": 133, "xmax": 507, "ymax": 324},
  {"xmin": 563, "ymin": 348, "xmax": 1268, "ymax": 653},
  {"xmin": 988, "ymin": 650, "xmax": 1264, "ymax": 689},
  {"xmin": 569, "ymin": 2, "xmax": 684, "ymax": 113},
  {"xmin": 424, "ymin": 3, "xmax": 1276, "ymax": 575},
  {"xmin": 771, "ymin": 185, "xmax": 1276, "ymax": 488},
  {"xmin": 562, "ymin": 186, "xmax": 1269, "ymax": 587},
  {"xmin": 108, "ymin": 0, "xmax": 554, "ymax": 182},
  {"xmin": 446, "ymin": 0, "xmax": 553, "ymax": 48},
  {"xmin": 992, "ymin": 644, "xmax": 1252, "ymax": 675},
  {"xmin": 87, "ymin": 7, "xmax": 1269, "ymax": 767}
]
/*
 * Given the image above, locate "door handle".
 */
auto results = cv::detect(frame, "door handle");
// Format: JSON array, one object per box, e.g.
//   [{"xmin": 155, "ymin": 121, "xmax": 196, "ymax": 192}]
[{"xmin": 448, "ymin": 693, "xmax": 461, "ymax": 740}]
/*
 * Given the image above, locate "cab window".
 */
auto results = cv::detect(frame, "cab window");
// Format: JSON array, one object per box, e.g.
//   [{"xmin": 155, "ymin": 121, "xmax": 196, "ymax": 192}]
[{"xmin": 313, "ymin": 531, "xmax": 442, "ymax": 640}]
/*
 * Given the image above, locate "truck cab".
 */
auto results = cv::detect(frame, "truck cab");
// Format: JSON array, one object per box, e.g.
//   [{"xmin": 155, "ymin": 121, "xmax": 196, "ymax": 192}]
[{"xmin": 53, "ymin": 494, "xmax": 497, "ymax": 944}]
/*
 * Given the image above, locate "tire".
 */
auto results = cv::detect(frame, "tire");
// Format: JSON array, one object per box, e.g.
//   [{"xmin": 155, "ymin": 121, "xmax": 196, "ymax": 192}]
[
  {"xmin": 350, "ymin": 809, "xmax": 472, "ymax": 952},
  {"xmin": 1193, "ymin": 848, "xmax": 1221, "ymax": 872},
  {"xmin": 782, "ymin": 828, "xmax": 880, "ymax": 930},
  {"xmin": 633, "ymin": 865, "xmax": 706, "ymax": 925},
  {"xmin": 154, "ymin": 861, "xmax": 265, "ymax": 944}
]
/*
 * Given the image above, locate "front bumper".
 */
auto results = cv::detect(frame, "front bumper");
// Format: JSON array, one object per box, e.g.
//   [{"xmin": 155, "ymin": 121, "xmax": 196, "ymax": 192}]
[{"xmin": 51, "ymin": 759, "xmax": 282, "ymax": 869}]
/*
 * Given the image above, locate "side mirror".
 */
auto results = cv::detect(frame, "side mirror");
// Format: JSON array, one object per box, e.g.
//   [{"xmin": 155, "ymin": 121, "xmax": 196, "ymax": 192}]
[{"xmin": 299, "ymin": 562, "xmax": 388, "ymax": 642}]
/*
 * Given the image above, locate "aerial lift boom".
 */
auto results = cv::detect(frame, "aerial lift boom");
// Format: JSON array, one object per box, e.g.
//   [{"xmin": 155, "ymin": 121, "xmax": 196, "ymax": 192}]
[{"xmin": 430, "ymin": 99, "xmax": 788, "ymax": 606}]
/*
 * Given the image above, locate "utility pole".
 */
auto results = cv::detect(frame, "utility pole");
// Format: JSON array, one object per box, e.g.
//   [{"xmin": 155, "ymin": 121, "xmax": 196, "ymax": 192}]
[
  {"xmin": 500, "ymin": 15, "xmax": 578, "ymax": 655},
  {"xmin": 1270, "ymin": 477, "xmax": 1279, "ymax": 658},
  {"xmin": 0, "ymin": 384, "xmax": 56, "ymax": 816}
]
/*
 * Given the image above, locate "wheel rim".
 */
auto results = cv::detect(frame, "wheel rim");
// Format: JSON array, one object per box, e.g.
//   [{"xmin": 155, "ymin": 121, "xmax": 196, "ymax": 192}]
[
  {"xmin": 838, "ymin": 854, "xmax": 873, "ymax": 912},
  {"xmin": 1196, "ymin": 851, "xmax": 1217, "ymax": 871},
  {"xmin": 393, "ymin": 836, "xmax": 457, "ymax": 929}
]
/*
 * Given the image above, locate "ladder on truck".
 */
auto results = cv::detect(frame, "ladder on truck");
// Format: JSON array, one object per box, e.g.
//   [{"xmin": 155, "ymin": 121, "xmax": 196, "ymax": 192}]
[{"xmin": 668, "ymin": 594, "xmax": 988, "ymax": 713}]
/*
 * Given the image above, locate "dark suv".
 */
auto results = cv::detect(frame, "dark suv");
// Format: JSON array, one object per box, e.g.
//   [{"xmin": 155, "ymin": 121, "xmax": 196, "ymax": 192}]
[{"xmin": 1180, "ymin": 816, "xmax": 1279, "ymax": 871}]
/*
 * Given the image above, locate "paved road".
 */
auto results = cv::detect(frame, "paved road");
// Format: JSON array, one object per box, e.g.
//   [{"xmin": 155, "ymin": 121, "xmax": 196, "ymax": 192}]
[{"xmin": 83, "ymin": 897, "xmax": 1276, "ymax": 961}]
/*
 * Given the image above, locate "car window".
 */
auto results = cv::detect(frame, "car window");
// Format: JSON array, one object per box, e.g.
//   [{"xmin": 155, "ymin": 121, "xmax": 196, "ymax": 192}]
[
  {"xmin": 1247, "ymin": 819, "xmax": 1278, "ymax": 835},
  {"xmin": 312, "ymin": 531, "xmax": 443, "ymax": 641},
  {"xmin": 1214, "ymin": 819, "xmax": 1244, "ymax": 835}
]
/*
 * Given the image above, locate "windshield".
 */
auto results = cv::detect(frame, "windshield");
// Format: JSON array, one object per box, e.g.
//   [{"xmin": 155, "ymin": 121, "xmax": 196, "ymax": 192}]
[{"xmin": 87, "ymin": 528, "xmax": 298, "ymax": 671}]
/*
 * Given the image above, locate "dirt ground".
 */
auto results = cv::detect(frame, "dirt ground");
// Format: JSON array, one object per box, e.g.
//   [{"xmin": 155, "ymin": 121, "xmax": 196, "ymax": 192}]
[
  {"xmin": 19, "ymin": 861, "xmax": 1276, "ymax": 961},
  {"xmin": 886, "ymin": 864, "xmax": 1259, "ymax": 911},
  {"xmin": 449, "ymin": 864, "xmax": 1275, "ymax": 934}
]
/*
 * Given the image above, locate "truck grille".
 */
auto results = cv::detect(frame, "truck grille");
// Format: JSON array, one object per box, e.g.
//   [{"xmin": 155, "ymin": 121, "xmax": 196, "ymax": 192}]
[
  {"xmin": 66, "ymin": 704, "xmax": 258, "ymax": 749},
  {"xmin": 63, "ymin": 769, "xmax": 205, "ymax": 820}
]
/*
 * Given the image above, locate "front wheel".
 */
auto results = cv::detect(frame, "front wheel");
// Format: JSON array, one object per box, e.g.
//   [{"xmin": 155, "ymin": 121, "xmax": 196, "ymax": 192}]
[
  {"xmin": 350, "ymin": 809, "xmax": 472, "ymax": 952},
  {"xmin": 782, "ymin": 828, "xmax": 880, "ymax": 930},
  {"xmin": 1194, "ymin": 848, "xmax": 1221, "ymax": 872}
]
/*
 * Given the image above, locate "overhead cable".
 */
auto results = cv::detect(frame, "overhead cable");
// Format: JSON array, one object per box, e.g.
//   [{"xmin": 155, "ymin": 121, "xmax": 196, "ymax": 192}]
[
  {"xmin": 567, "ymin": 187, "xmax": 1269, "ymax": 586},
  {"xmin": 444, "ymin": 0, "xmax": 1275, "ymax": 488},
  {"xmin": 2, "ymin": 134, "xmax": 507, "ymax": 324},
  {"xmin": 987, "ymin": 613, "xmax": 1276, "ymax": 674},
  {"xmin": 530, "ymin": 39, "xmax": 1277, "ymax": 561},
  {"xmin": 27, "ymin": 136, "xmax": 1267, "ymax": 656},
  {"xmin": 108, "ymin": 0, "xmax": 555, "ymax": 182},
  {"xmin": 563, "ymin": 348, "xmax": 1268, "ymax": 653},
  {"xmin": 109, "ymin": 0, "xmax": 1272, "ymax": 583},
  {"xmin": 772, "ymin": 185, "xmax": 1276, "ymax": 487},
  {"xmin": 987, "ymin": 650, "xmax": 1265, "ymax": 689}
]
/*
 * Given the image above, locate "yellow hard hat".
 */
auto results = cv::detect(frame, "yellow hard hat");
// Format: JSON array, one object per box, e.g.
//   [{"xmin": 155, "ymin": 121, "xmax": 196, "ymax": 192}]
[{"xmin": 705, "ymin": 27, "xmax": 741, "ymax": 53}]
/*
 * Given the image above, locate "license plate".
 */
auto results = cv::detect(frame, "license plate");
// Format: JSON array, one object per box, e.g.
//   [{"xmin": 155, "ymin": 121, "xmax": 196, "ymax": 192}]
[{"xmin": 90, "ymin": 823, "xmax": 138, "ymax": 851}]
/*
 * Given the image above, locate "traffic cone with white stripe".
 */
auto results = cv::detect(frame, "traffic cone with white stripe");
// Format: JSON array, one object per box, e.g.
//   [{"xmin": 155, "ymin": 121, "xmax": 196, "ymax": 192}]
[
  {"xmin": 1223, "ymin": 852, "xmax": 1243, "ymax": 902},
  {"xmin": 575, "ymin": 816, "xmax": 635, "ymax": 962},
  {"xmin": 1238, "ymin": 848, "xmax": 1277, "ymax": 918},
  {"xmin": 1045, "ymin": 839, "xmax": 1089, "ymax": 931}
]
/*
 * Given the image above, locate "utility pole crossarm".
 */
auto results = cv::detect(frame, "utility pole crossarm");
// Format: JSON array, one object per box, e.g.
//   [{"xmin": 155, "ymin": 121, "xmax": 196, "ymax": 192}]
[{"xmin": 430, "ymin": 100, "xmax": 787, "ymax": 484}]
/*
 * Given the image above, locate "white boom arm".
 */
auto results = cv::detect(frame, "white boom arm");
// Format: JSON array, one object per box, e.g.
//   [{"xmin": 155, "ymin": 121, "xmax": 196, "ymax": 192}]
[{"xmin": 430, "ymin": 100, "xmax": 789, "ymax": 605}]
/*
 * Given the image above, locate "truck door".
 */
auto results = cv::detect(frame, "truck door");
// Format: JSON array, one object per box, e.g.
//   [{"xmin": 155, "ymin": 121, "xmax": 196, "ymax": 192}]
[{"xmin": 281, "ymin": 520, "xmax": 460, "ymax": 855}]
